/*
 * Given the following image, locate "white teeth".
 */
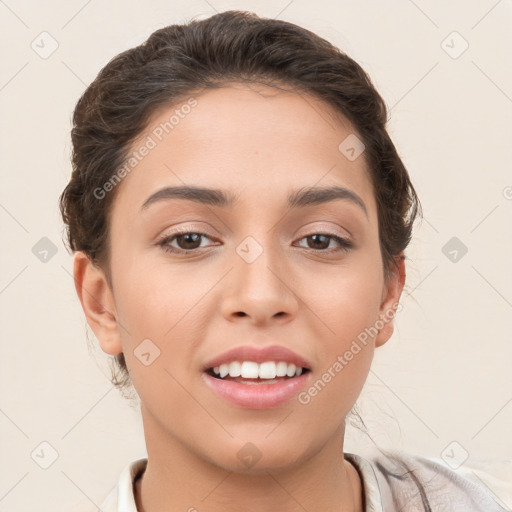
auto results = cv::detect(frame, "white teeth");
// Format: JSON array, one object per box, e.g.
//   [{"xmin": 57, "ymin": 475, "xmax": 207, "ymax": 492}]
[
  {"xmin": 240, "ymin": 361, "xmax": 259, "ymax": 378},
  {"xmin": 210, "ymin": 361, "xmax": 306, "ymax": 380},
  {"xmin": 219, "ymin": 364, "xmax": 229, "ymax": 378},
  {"xmin": 276, "ymin": 361, "xmax": 288, "ymax": 377},
  {"xmin": 258, "ymin": 362, "xmax": 276, "ymax": 379},
  {"xmin": 286, "ymin": 363, "xmax": 296, "ymax": 377},
  {"xmin": 228, "ymin": 361, "xmax": 241, "ymax": 377}
]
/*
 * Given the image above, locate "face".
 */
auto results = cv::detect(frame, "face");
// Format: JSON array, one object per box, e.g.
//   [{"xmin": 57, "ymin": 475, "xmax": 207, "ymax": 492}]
[{"xmin": 76, "ymin": 82, "xmax": 404, "ymax": 473}]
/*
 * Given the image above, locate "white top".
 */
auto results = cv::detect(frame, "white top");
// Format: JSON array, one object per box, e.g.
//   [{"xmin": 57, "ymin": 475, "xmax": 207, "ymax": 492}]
[{"xmin": 100, "ymin": 450, "xmax": 512, "ymax": 511}]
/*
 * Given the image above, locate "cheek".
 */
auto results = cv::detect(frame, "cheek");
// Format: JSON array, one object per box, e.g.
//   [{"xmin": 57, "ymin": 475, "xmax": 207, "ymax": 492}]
[
  {"xmin": 111, "ymin": 255, "xmax": 213, "ymax": 385},
  {"xmin": 303, "ymin": 259, "xmax": 383, "ymax": 393},
  {"xmin": 301, "ymin": 255, "xmax": 384, "ymax": 338},
  {"xmin": 111, "ymin": 248, "xmax": 200, "ymax": 337}
]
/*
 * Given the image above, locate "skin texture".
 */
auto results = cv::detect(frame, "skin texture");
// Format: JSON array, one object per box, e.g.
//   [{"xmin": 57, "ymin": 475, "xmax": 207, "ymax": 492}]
[{"xmin": 73, "ymin": 82, "xmax": 405, "ymax": 512}]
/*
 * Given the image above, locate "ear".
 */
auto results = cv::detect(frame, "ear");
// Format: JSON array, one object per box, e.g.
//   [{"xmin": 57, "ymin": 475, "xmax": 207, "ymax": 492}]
[
  {"xmin": 73, "ymin": 251, "xmax": 123, "ymax": 355},
  {"xmin": 374, "ymin": 253, "xmax": 406, "ymax": 348}
]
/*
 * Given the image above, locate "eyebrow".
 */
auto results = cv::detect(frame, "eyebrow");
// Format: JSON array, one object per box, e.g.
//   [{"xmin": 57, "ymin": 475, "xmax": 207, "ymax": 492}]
[{"xmin": 140, "ymin": 185, "xmax": 368, "ymax": 217}]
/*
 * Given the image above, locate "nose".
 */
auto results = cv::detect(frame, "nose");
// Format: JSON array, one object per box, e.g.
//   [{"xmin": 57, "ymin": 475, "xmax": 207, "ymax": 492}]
[{"xmin": 220, "ymin": 239, "xmax": 299, "ymax": 326}]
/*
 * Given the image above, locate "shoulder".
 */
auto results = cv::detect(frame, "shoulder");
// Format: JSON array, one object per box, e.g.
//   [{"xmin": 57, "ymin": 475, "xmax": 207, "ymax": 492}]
[{"xmin": 366, "ymin": 449, "xmax": 512, "ymax": 512}]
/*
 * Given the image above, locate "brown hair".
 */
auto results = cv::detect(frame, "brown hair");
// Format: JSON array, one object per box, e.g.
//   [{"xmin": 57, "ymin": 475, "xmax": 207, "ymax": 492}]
[{"xmin": 59, "ymin": 10, "xmax": 422, "ymax": 392}]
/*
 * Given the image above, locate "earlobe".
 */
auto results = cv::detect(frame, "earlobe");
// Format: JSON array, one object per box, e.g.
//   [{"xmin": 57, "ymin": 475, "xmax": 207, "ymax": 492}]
[
  {"xmin": 73, "ymin": 252, "xmax": 123, "ymax": 355},
  {"xmin": 375, "ymin": 254, "xmax": 406, "ymax": 348}
]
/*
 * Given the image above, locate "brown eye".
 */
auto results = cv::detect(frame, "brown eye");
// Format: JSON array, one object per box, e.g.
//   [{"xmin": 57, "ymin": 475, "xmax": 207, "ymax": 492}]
[
  {"xmin": 158, "ymin": 231, "xmax": 214, "ymax": 254},
  {"xmin": 173, "ymin": 233, "xmax": 203, "ymax": 250},
  {"xmin": 297, "ymin": 233, "xmax": 352, "ymax": 253},
  {"xmin": 306, "ymin": 234, "xmax": 330, "ymax": 250}
]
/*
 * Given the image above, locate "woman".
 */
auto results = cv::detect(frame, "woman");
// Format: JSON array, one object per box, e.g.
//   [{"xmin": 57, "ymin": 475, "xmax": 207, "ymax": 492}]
[{"xmin": 59, "ymin": 10, "xmax": 510, "ymax": 511}]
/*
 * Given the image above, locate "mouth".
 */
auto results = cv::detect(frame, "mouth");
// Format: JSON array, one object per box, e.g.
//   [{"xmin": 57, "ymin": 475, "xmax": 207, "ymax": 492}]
[
  {"xmin": 202, "ymin": 360, "xmax": 312, "ymax": 409},
  {"xmin": 205, "ymin": 361, "xmax": 311, "ymax": 384}
]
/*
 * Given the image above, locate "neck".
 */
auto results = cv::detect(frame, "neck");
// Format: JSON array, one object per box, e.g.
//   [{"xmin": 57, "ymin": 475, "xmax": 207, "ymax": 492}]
[{"xmin": 135, "ymin": 410, "xmax": 362, "ymax": 512}]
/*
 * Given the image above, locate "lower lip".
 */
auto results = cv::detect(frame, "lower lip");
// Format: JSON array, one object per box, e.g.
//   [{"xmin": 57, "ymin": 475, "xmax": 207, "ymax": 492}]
[{"xmin": 202, "ymin": 372, "xmax": 310, "ymax": 410}]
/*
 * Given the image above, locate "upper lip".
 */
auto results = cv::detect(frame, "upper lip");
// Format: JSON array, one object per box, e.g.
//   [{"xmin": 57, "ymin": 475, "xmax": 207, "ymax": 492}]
[{"xmin": 202, "ymin": 344, "xmax": 312, "ymax": 371}]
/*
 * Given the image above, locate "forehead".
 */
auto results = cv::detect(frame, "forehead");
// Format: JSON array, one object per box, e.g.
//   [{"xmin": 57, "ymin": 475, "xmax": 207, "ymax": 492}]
[{"xmin": 110, "ymin": 83, "xmax": 376, "ymax": 220}]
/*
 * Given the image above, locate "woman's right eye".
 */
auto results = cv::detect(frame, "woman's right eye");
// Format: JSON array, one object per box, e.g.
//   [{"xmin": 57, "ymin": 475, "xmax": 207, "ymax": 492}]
[{"xmin": 157, "ymin": 231, "xmax": 216, "ymax": 254}]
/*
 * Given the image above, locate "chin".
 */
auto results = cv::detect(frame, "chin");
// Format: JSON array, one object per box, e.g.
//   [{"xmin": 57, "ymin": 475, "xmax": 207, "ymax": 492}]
[{"xmin": 200, "ymin": 436, "xmax": 313, "ymax": 475}]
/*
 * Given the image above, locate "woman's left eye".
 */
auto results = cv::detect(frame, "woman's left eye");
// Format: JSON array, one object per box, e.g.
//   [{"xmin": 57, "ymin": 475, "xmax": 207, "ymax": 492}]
[
  {"xmin": 295, "ymin": 233, "xmax": 353, "ymax": 253},
  {"xmin": 157, "ymin": 231, "xmax": 353, "ymax": 254}
]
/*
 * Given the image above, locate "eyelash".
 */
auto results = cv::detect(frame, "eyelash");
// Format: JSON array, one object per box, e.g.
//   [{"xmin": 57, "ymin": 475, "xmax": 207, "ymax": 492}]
[{"xmin": 156, "ymin": 229, "xmax": 353, "ymax": 255}]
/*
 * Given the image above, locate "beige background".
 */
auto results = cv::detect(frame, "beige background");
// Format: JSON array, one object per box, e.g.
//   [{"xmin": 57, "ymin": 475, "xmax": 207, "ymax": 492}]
[{"xmin": 1, "ymin": 1, "xmax": 511, "ymax": 510}]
